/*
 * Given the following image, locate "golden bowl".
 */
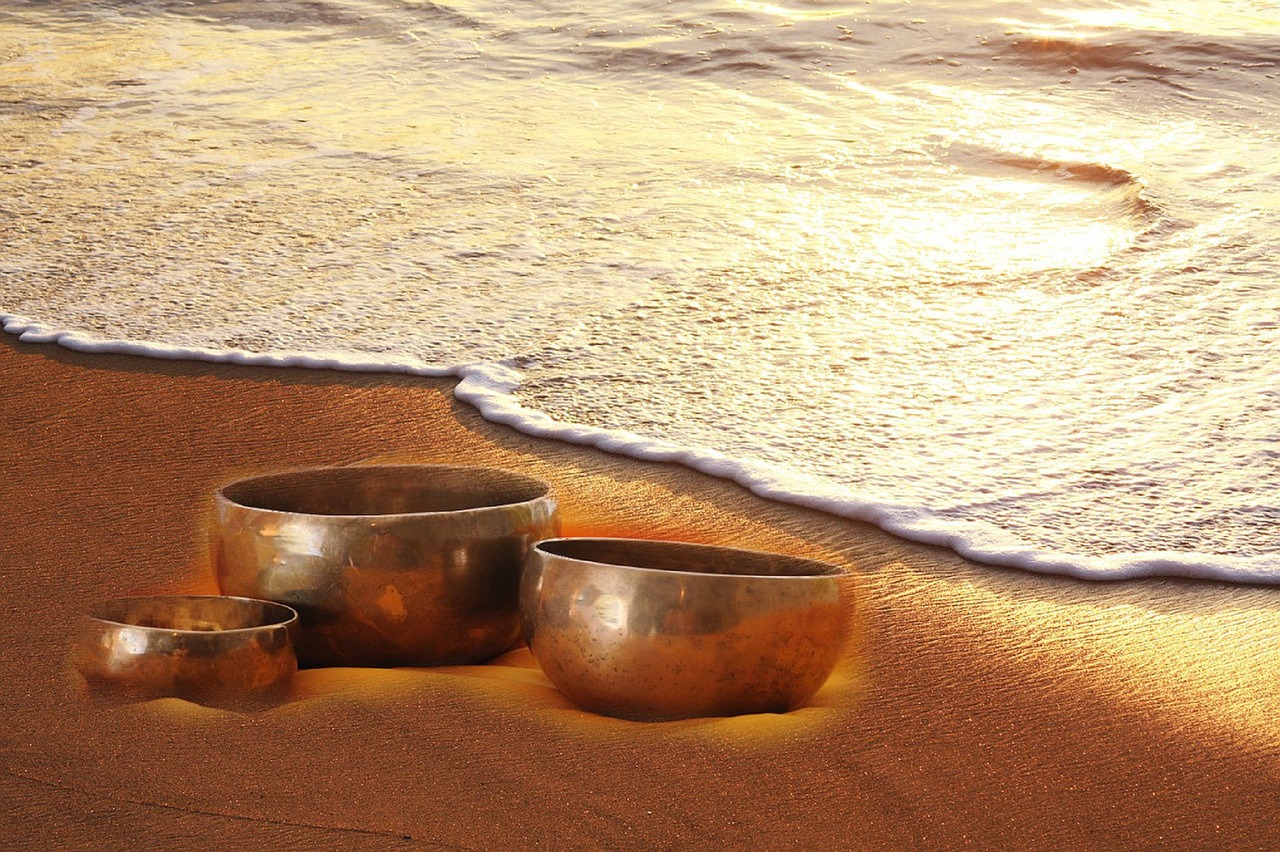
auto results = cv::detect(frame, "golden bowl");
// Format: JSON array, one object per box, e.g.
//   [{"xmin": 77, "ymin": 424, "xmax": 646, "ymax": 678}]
[
  {"xmin": 520, "ymin": 537, "xmax": 852, "ymax": 721},
  {"xmin": 214, "ymin": 464, "xmax": 559, "ymax": 667},
  {"xmin": 73, "ymin": 595, "xmax": 298, "ymax": 705}
]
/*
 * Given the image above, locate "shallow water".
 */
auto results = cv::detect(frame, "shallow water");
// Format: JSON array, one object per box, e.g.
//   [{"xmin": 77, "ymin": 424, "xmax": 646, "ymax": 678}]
[{"xmin": 2, "ymin": 0, "xmax": 1278, "ymax": 581}]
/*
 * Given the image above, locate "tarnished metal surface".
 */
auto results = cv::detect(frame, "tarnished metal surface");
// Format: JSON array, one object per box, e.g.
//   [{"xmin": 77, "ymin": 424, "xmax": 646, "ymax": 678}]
[
  {"xmin": 215, "ymin": 464, "xmax": 559, "ymax": 667},
  {"xmin": 72, "ymin": 595, "xmax": 298, "ymax": 706},
  {"xmin": 521, "ymin": 538, "xmax": 852, "ymax": 720}
]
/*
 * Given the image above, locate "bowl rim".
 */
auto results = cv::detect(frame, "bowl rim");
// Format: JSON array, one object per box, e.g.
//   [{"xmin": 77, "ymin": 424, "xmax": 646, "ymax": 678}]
[
  {"xmin": 87, "ymin": 594, "xmax": 300, "ymax": 635},
  {"xmin": 528, "ymin": 536, "xmax": 847, "ymax": 581},
  {"xmin": 214, "ymin": 462, "xmax": 555, "ymax": 519}
]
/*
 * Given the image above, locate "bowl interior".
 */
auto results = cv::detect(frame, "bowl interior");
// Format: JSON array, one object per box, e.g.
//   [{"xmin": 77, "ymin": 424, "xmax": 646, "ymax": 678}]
[
  {"xmin": 534, "ymin": 538, "xmax": 844, "ymax": 579},
  {"xmin": 220, "ymin": 464, "xmax": 551, "ymax": 516},
  {"xmin": 91, "ymin": 596, "xmax": 296, "ymax": 633}
]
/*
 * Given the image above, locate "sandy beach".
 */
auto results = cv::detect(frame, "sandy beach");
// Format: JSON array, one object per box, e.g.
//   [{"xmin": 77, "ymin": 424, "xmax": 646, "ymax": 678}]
[{"xmin": 1, "ymin": 334, "xmax": 1277, "ymax": 848}]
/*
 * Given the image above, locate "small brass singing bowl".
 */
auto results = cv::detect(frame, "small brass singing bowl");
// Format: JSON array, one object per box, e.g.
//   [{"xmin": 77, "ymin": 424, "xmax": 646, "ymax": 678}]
[
  {"xmin": 214, "ymin": 464, "xmax": 559, "ymax": 668},
  {"xmin": 521, "ymin": 538, "xmax": 853, "ymax": 721},
  {"xmin": 72, "ymin": 595, "xmax": 298, "ymax": 705}
]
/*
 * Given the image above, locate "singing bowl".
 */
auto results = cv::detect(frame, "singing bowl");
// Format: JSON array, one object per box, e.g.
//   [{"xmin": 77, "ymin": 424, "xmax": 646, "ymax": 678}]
[
  {"xmin": 520, "ymin": 538, "xmax": 853, "ymax": 721},
  {"xmin": 72, "ymin": 595, "xmax": 298, "ymax": 703},
  {"xmin": 214, "ymin": 464, "xmax": 559, "ymax": 667}
]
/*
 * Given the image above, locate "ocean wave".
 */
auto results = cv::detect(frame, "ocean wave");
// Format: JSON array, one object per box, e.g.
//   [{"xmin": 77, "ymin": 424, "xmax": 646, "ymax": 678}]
[
  {"xmin": 8, "ymin": 0, "xmax": 489, "ymax": 43},
  {"xmin": 492, "ymin": 16, "xmax": 845, "ymax": 81},
  {"xmin": 940, "ymin": 142, "xmax": 1163, "ymax": 223},
  {"xmin": 567, "ymin": 41, "xmax": 822, "ymax": 79},
  {"xmin": 990, "ymin": 30, "xmax": 1280, "ymax": 86},
  {"xmin": 946, "ymin": 144, "xmax": 1140, "ymax": 187}
]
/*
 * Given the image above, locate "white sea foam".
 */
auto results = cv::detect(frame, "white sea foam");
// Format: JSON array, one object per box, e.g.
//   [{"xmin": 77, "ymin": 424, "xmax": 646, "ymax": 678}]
[{"xmin": 2, "ymin": 312, "xmax": 452, "ymax": 375}]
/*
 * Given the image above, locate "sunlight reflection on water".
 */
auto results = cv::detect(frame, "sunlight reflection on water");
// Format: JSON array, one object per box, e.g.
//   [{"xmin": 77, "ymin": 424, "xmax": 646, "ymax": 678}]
[{"xmin": 1, "ymin": 0, "xmax": 1276, "ymax": 578}]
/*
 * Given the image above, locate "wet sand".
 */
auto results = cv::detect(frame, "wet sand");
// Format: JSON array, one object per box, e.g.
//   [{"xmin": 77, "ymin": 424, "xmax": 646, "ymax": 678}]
[{"xmin": 1, "ymin": 334, "xmax": 1277, "ymax": 848}]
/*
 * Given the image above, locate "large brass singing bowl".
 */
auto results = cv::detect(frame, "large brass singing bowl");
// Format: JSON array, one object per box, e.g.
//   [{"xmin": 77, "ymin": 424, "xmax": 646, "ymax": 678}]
[
  {"xmin": 72, "ymin": 595, "xmax": 298, "ymax": 704},
  {"xmin": 521, "ymin": 538, "xmax": 853, "ymax": 721},
  {"xmin": 214, "ymin": 464, "xmax": 559, "ymax": 668}
]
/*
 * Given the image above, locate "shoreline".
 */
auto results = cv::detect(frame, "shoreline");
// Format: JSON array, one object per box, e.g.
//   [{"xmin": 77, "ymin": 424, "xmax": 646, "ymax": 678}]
[
  {"xmin": 2, "ymin": 335, "xmax": 1278, "ymax": 846},
  {"xmin": 8, "ymin": 314, "xmax": 1273, "ymax": 586}
]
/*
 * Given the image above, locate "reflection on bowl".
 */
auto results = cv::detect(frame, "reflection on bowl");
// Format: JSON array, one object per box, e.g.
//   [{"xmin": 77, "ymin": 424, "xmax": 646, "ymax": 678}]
[
  {"xmin": 72, "ymin": 595, "xmax": 298, "ymax": 706},
  {"xmin": 520, "ymin": 537, "xmax": 853, "ymax": 721},
  {"xmin": 214, "ymin": 464, "xmax": 559, "ymax": 667}
]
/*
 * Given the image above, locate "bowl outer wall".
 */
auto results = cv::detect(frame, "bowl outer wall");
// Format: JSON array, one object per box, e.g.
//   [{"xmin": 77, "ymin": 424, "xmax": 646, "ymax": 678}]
[
  {"xmin": 213, "ymin": 467, "xmax": 559, "ymax": 667},
  {"xmin": 519, "ymin": 543, "xmax": 851, "ymax": 720}
]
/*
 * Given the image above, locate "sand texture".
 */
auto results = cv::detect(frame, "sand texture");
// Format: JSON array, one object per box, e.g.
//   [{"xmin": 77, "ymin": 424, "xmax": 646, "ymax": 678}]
[{"xmin": 1, "ymin": 336, "xmax": 1278, "ymax": 848}]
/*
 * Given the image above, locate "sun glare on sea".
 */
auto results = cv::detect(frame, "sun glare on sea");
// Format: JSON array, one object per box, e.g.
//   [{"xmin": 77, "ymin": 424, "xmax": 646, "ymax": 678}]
[
  {"xmin": 754, "ymin": 166, "xmax": 1138, "ymax": 283},
  {"xmin": 878, "ymin": 179, "xmax": 1132, "ymax": 277},
  {"xmin": 1036, "ymin": 0, "xmax": 1280, "ymax": 36}
]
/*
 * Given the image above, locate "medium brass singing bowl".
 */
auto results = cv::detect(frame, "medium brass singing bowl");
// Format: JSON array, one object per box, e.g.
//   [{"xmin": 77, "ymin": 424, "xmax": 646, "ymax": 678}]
[
  {"xmin": 214, "ymin": 464, "xmax": 559, "ymax": 668},
  {"xmin": 521, "ymin": 538, "xmax": 853, "ymax": 721},
  {"xmin": 72, "ymin": 595, "xmax": 298, "ymax": 704}
]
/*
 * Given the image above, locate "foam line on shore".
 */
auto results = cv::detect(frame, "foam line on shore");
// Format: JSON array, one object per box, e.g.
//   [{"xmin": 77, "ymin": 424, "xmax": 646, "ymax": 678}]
[
  {"xmin": 3, "ymin": 312, "xmax": 457, "ymax": 377},
  {"xmin": 6, "ymin": 311, "xmax": 1277, "ymax": 585},
  {"xmin": 454, "ymin": 361, "xmax": 1280, "ymax": 585}
]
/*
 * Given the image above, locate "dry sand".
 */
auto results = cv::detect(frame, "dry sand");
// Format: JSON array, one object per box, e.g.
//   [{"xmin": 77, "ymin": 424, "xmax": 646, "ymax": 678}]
[{"xmin": 1, "ymin": 335, "xmax": 1277, "ymax": 848}]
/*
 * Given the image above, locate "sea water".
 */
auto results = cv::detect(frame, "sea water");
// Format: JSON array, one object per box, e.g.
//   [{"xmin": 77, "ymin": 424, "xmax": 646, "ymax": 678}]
[{"xmin": 2, "ymin": 0, "xmax": 1277, "ymax": 582}]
